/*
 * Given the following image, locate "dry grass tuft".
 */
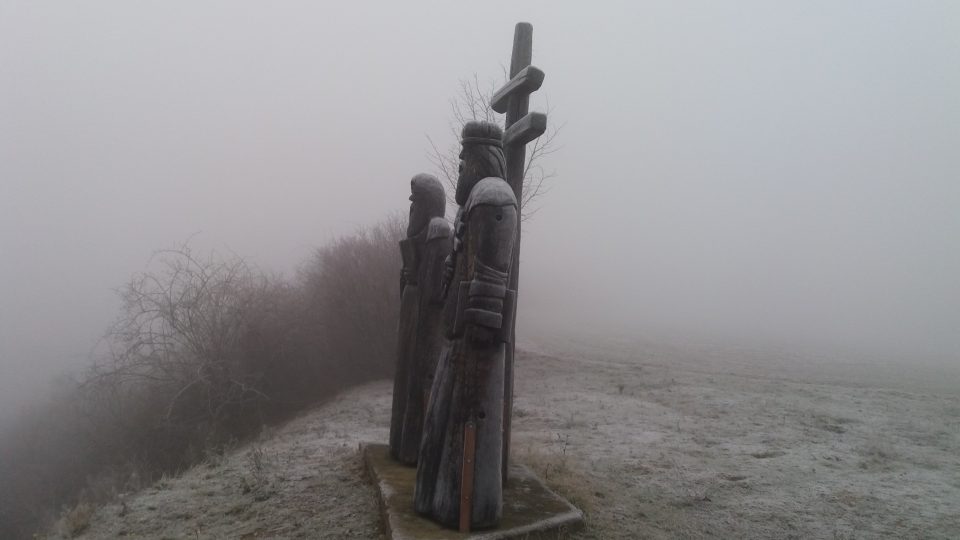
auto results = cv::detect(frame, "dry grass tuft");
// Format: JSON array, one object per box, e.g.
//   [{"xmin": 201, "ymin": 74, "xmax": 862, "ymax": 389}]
[
  {"xmin": 55, "ymin": 502, "xmax": 94, "ymax": 538},
  {"xmin": 806, "ymin": 412, "xmax": 857, "ymax": 434},
  {"xmin": 517, "ymin": 444, "xmax": 605, "ymax": 537},
  {"xmin": 856, "ymin": 440, "xmax": 899, "ymax": 471},
  {"xmin": 240, "ymin": 446, "xmax": 273, "ymax": 500}
]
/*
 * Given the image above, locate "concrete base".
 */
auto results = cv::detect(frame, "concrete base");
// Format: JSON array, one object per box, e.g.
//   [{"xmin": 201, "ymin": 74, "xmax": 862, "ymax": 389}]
[{"xmin": 360, "ymin": 443, "xmax": 583, "ymax": 540}]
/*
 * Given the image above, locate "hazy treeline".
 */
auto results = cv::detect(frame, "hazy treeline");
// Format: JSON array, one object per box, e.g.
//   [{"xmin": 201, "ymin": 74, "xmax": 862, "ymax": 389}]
[{"xmin": 0, "ymin": 216, "xmax": 404, "ymax": 538}]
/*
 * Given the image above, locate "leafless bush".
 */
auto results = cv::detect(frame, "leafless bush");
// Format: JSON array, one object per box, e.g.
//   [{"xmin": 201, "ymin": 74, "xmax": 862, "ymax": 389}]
[
  {"xmin": 300, "ymin": 213, "xmax": 405, "ymax": 383},
  {"xmin": 88, "ymin": 246, "xmax": 269, "ymax": 459},
  {"xmin": 0, "ymin": 215, "xmax": 406, "ymax": 539}
]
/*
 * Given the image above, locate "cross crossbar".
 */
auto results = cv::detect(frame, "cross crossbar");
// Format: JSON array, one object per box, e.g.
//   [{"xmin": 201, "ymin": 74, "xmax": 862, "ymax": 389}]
[
  {"xmin": 491, "ymin": 66, "xmax": 545, "ymax": 114},
  {"xmin": 503, "ymin": 112, "xmax": 547, "ymax": 148}
]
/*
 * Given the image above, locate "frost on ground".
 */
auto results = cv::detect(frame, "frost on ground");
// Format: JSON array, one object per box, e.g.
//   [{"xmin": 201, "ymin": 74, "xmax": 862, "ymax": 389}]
[
  {"xmin": 70, "ymin": 336, "xmax": 960, "ymax": 539},
  {"xmin": 68, "ymin": 386, "xmax": 390, "ymax": 539}
]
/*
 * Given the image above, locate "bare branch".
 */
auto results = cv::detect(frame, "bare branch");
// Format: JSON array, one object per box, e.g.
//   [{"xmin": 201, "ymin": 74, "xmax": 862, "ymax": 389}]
[{"xmin": 425, "ymin": 74, "xmax": 561, "ymax": 219}]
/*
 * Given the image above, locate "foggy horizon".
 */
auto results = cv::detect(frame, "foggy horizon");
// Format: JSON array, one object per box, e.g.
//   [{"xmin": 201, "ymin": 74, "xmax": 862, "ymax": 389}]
[{"xmin": 3, "ymin": 1, "xmax": 959, "ymax": 424}]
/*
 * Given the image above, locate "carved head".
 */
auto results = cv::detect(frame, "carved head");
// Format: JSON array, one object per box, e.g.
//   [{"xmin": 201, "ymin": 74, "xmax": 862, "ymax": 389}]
[
  {"xmin": 456, "ymin": 121, "xmax": 506, "ymax": 205},
  {"xmin": 407, "ymin": 173, "xmax": 446, "ymax": 237}
]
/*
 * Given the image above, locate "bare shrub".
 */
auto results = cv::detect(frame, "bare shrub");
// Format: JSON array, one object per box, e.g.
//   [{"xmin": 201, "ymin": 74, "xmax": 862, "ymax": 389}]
[
  {"xmin": 0, "ymin": 215, "xmax": 406, "ymax": 538},
  {"xmin": 300, "ymin": 214, "xmax": 405, "ymax": 384},
  {"xmin": 78, "ymin": 245, "xmax": 270, "ymax": 478}
]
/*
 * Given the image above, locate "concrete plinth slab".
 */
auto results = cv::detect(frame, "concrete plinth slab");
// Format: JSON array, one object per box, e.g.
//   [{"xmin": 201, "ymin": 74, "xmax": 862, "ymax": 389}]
[{"xmin": 360, "ymin": 443, "xmax": 583, "ymax": 540}]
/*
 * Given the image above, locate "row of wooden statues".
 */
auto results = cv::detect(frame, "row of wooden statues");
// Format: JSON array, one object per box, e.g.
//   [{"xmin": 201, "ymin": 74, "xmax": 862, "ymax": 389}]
[{"xmin": 388, "ymin": 120, "xmax": 518, "ymax": 531}]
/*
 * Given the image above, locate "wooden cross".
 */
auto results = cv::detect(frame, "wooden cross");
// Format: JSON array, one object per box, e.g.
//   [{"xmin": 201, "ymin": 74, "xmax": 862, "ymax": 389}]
[{"xmin": 491, "ymin": 22, "xmax": 547, "ymax": 486}]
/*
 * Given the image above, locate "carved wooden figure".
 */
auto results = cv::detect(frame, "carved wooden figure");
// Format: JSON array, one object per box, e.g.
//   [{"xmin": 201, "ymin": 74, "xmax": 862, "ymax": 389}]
[
  {"xmin": 388, "ymin": 173, "xmax": 452, "ymax": 466},
  {"xmin": 415, "ymin": 122, "xmax": 518, "ymax": 531}
]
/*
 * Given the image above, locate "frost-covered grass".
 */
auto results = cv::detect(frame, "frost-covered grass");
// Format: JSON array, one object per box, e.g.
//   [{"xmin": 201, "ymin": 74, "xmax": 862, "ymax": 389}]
[{"xmin": 64, "ymin": 342, "xmax": 960, "ymax": 539}]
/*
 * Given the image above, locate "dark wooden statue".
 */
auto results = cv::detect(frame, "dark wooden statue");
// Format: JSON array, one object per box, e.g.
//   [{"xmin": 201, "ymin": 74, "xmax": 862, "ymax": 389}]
[
  {"xmin": 415, "ymin": 121, "xmax": 518, "ymax": 531},
  {"xmin": 389, "ymin": 173, "xmax": 452, "ymax": 465}
]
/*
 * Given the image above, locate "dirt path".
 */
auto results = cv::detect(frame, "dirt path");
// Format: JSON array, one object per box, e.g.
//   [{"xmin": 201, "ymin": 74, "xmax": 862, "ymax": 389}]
[{"xmin": 73, "ymin": 345, "xmax": 960, "ymax": 539}]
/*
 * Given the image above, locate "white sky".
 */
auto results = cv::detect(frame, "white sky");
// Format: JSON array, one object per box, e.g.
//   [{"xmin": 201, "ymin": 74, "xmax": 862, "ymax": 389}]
[{"xmin": 2, "ymin": 1, "xmax": 958, "ymax": 417}]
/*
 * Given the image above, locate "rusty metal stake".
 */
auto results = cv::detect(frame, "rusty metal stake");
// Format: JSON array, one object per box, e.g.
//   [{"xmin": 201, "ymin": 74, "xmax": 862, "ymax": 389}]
[{"xmin": 459, "ymin": 421, "xmax": 477, "ymax": 533}]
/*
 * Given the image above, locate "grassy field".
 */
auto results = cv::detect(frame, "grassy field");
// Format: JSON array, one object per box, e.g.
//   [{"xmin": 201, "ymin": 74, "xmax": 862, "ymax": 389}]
[{"xmin": 67, "ymin": 336, "xmax": 959, "ymax": 539}]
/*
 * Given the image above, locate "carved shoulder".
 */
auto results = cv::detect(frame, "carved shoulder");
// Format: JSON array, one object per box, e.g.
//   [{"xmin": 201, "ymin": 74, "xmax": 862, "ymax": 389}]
[
  {"xmin": 464, "ymin": 177, "xmax": 517, "ymax": 215},
  {"xmin": 425, "ymin": 216, "xmax": 452, "ymax": 242},
  {"xmin": 465, "ymin": 202, "xmax": 517, "ymax": 274}
]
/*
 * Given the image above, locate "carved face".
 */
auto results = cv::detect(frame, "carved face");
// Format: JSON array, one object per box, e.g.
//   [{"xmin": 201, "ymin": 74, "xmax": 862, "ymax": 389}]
[
  {"xmin": 408, "ymin": 190, "xmax": 432, "ymax": 237},
  {"xmin": 455, "ymin": 148, "xmax": 481, "ymax": 206},
  {"xmin": 454, "ymin": 126, "xmax": 507, "ymax": 205},
  {"xmin": 407, "ymin": 174, "xmax": 446, "ymax": 237}
]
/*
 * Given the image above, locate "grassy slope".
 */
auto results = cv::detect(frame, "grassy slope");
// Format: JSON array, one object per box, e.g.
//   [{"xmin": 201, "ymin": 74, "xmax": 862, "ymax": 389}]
[{"xmin": 64, "ymin": 346, "xmax": 960, "ymax": 539}]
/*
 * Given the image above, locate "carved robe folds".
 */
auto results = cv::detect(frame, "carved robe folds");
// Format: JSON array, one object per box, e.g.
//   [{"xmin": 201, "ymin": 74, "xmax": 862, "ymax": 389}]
[
  {"xmin": 415, "ymin": 177, "xmax": 518, "ymax": 530},
  {"xmin": 389, "ymin": 216, "xmax": 452, "ymax": 465}
]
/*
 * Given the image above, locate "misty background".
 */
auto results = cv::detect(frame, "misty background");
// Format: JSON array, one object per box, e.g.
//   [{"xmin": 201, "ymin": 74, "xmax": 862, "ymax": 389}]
[{"xmin": 2, "ymin": 1, "xmax": 958, "ymax": 427}]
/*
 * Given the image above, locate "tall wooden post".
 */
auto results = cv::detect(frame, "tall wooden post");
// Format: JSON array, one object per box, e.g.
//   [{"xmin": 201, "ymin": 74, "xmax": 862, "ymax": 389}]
[{"xmin": 491, "ymin": 22, "xmax": 547, "ymax": 485}]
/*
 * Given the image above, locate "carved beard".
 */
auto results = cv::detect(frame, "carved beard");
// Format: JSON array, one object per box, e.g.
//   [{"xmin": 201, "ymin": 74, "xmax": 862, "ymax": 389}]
[
  {"xmin": 457, "ymin": 163, "xmax": 482, "ymax": 206},
  {"xmin": 456, "ymin": 143, "xmax": 506, "ymax": 205},
  {"xmin": 407, "ymin": 198, "xmax": 431, "ymax": 237},
  {"xmin": 456, "ymin": 151, "xmax": 486, "ymax": 205}
]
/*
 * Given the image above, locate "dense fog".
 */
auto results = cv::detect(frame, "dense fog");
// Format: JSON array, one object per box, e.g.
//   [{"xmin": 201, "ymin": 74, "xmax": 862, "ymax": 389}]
[{"xmin": 2, "ymin": 0, "xmax": 958, "ymax": 426}]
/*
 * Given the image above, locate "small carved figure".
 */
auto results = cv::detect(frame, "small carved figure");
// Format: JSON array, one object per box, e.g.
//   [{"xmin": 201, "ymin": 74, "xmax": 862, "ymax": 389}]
[
  {"xmin": 389, "ymin": 174, "xmax": 452, "ymax": 465},
  {"xmin": 415, "ymin": 121, "xmax": 518, "ymax": 531}
]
